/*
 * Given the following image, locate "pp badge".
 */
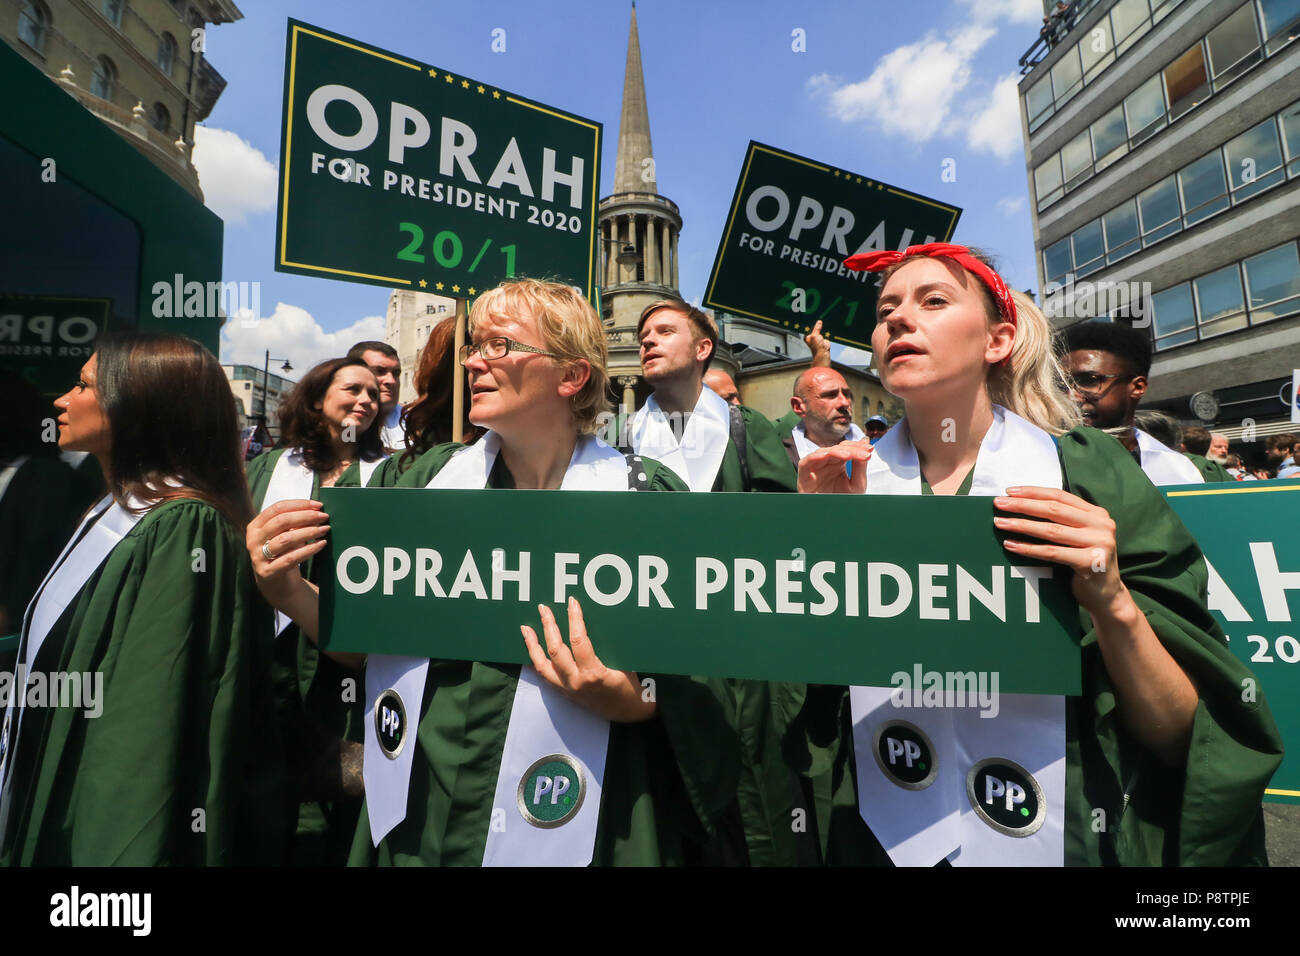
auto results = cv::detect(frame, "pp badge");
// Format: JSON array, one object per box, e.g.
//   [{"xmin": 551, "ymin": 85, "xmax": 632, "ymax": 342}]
[
  {"xmin": 967, "ymin": 757, "xmax": 1046, "ymax": 836},
  {"xmin": 374, "ymin": 689, "xmax": 407, "ymax": 759},
  {"xmin": 517, "ymin": 753, "xmax": 586, "ymax": 828},
  {"xmin": 873, "ymin": 720, "xmax": 938, "ymax": 790}
]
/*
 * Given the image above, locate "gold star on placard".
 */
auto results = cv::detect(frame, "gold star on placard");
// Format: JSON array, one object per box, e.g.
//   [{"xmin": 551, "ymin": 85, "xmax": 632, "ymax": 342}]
[
  {"xmin": 855, "ymin": 176, "xmax": 863, "ymax": 183},
  {"xmin": 435, "ymin": 282, "xmax": 444, "ymax": 291},
  {"xmin": 833, "ymin": 170, "xmax": 840, "ymax": 177},
  {"xmin": 444, "ymin": 74, "xmax": 453, "ymax": 83},
  {"xmin": 468, "ymin": 287, "xmax": 476, "ymax": 295},
  {"xmin": 461, "ymin": 79, "xmax": 470, "ymax": 88},
  {"xmin": 452, "ymin": 284, "xmax": 461, "ymax": 293},
  {"xmin": 492, "ymin": 90, "xmax": 500, "ymax": 99},
  {"xmin": 477, "ymin": 84, "xmax": 485, "ymax": 94},
  {"xmin": 428, "ymin": 68, "xmax": 437, "ymax": 77},
  {"xmin": 418, "ymin": 279, "xmax": 427, "ymax": 288}
]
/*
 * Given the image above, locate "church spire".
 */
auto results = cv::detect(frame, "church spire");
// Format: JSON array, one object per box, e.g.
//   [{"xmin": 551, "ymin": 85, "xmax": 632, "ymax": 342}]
[{"xmin": 613, "ymin": 2, "xmax": 655, "ymax": 194}]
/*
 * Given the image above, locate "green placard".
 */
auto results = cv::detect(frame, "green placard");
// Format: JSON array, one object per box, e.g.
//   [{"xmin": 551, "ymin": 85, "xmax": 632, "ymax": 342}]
[
  {"xmin": 276, "ymin": 20, "xmax": 602, "ymax": 298},
  {"xmin": 704, "ymin": 142, "xmax": 961, "ymax": 352},
  {"xmin": 1163, "ymin": 478, "xmax": 1300, "ymax": 804},
  {"xmin": 319, "ymin": 488, "xmax": 1082, "ymax": 695}
]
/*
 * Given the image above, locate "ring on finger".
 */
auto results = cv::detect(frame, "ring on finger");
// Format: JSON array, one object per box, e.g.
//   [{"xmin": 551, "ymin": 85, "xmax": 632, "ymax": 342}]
[{"xmin": 262, "ymin": 540, "xmax": 275, "ymax": 561}]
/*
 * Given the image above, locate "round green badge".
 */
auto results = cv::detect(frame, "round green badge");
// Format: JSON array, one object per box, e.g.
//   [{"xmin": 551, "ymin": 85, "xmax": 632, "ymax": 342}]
[{"xmin": 517, "ymin": 753, "xmax": 586, "ymax": 828}]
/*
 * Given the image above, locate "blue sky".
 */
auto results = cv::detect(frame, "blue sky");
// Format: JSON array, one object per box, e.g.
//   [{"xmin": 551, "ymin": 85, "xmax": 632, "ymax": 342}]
[{"xmin": 200, "ymin": 0, "xmax": 1048, "ymax": 373}]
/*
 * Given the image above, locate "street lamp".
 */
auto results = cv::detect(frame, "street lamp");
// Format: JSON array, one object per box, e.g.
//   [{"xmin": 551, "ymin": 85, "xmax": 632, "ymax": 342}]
[{"xmin": 261, "ymin": 349, "xmax": 293, "ymax": 432}]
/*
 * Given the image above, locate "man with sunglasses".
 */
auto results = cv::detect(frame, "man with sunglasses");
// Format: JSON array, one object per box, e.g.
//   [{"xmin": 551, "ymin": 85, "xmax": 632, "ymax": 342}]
[{"xmin": 1061, "ymin": 320, "xmax": 1202, "ymax": 486}]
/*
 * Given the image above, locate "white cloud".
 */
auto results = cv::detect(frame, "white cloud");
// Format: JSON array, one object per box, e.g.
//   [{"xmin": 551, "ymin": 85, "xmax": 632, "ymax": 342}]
[
  {"xmin": 968, "ymin": 73, "xmax": 1025, "ymax": 159},
  {"xmin": 810, "ymin": 26, "xmax": 994, "ymax": 145},
  {"xmin": 219, "ymin": 302, "xmax": 386, "ymax": 375},
  {"xmin": 996, "ymin": 195, "xmax": 1027, "ymax": 216},
  {"xmin": 192, "ymin": 125, "xmax": 277, "ymax": 226},
  {"xmin": 958, "ymin": 0, "xmax": 1043, "ymax": 24}
]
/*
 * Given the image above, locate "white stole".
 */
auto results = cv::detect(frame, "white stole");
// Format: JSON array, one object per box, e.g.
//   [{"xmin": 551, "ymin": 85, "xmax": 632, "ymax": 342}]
[
  {"xmin": 261, "ymin": 448, "xmax": 387, "ymax": 635},
  {"xmin": 791, "ymin": 422, "xmax": 865, "ymax": 461},
  {"xmin": 629, "ymin": 386, "xmax": 730, "ymax": 493},
  {"xmin": 379, "ymin": 406, "xmax": 406, "ymax": 454},
  {"xmin": 1134, "ymin": 429, "xmax": 1204, "ymax": 486},
  {"xmin": 362, "ymin": 431, "xmax": 623, "ymax": 866},
  {"xmin": 0, "ymin": 494, "xmax": 147, "ymax": 831},
  {"xmin": 853, "ymin": 405, "xmax": 1068, "ymax": 866}
]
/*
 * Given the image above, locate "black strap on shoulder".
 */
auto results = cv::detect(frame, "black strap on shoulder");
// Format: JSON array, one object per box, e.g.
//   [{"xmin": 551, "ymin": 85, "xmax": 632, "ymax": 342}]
[
  {"xmin": 624, "ymin": 453, "xmax": 651, "ymax": 491},
  {"xmin": 729, "ymin": 404, "xmax": 750, "ymax": 490}
]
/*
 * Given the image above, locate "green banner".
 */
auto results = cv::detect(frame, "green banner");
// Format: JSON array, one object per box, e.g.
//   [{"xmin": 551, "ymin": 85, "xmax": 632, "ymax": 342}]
[
  {"xmin": 0, "ymin": 295, "xmax": 109, "ymax": 402},
  {"xmin": 703, "ymin": 142, "xmax": 961, "ymax": 352},
  {"xmin": 276, "ymin": 20, "xmax": 602, "ymax": 298},
  {"xmin": 1163, "ymin": 478, "xmax": 1300, "ymax": 804},
  {"xmin": 319, "ymin": 488, "xmax": 1082, "ymax": 694}
]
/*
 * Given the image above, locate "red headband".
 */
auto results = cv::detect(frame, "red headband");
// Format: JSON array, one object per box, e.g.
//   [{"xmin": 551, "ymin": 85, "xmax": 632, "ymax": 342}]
[{"xmin": 844, "ymin": 242, "xmax": 1017, "ymax": 326}]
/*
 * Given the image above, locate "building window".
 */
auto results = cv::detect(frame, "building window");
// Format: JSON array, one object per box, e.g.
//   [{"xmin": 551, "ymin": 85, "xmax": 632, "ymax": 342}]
[
  {"xmin": 1242, "ymin": 243, "xmax": 1300, "ymax": 323},
  {"xmin": 150, "ymin": 102, "xmax": 170, "ymax": 133},
  {"xmin": 1050, "ymin": 45, "xmax": 1083, "ymax": 107},
  {"xmin": 1207, "ymin": 4, "xmax": 1262, "ymax": 85},
  {"xmin": 1150, "ymin": 0, "xmax": 1180, "ymax": 23},
  {"xmin": 1080, "ymin": 17, "xmax": 1116, "ymax": 82},
  {"xmin": 1259, "ymin": 0, "xmax": 1300, "ymax": 54},
  {"xmin": 1151, "ymin": 284, "xmax": 1197, "ymax": 349},
  {"xmin": 1137, "ymin": 175, "xmax": 1181, "ymax": 244},
  {"xmin": 1044, "ymin": 237, "xmax": 1072, "ymax": 286},
  {"xmin": 1026, "ymin": 75, "xmax": 1054, "ymax": 132},
  {"xmin": 102, "ymin": 0, "xmax": 123, "ymax": 28},
  {"xmin": 91, "ymin": 56, "xmax": 117, "ymax": 100},
  {"xmin": 1061, "ymin": 130, "xmax": 1093, "ymax": 191},
  {"xmin": 1071, "ymin": 221, "xmax": 1105, "ymax": 277},
  {"xmin": 1281, "ymin": 99, "xmax": 1300, "ymax": 176},
  {"xmin": 1163, "ymin": 43, "xmax": 1210, "ymax": 121},
  {"xmin": 158, "ymin": 32, "xmax": 178, "ymax": 76},
  {"xmin": 1091, "ymin": 104, "xmax": 1128, "ymax": 170},
  {"xmin": 1124, "ymin": 74, "xmax": 1166, "ymax": 146},
  {"xmin": 1103, "ymin": 200, "xmax": 1141, "ymax": 264},
  {"xmin": 1193, "ymin": 265, "xmax": 1248, "ymax": 338},
  {"xmin": 17, "ymin": 1, "xmax": 48, "ymax": 54},
  {"xmin": 1111, "ymin": 0, "xmax": 1152, "ymax": 56},
  {"xmin": 1034, "ymin": 154, "xmax": 1063, "ymax": 210},
  {"xmin": 1224, "ymin": 117, "xmax": 1285, "ymax": 201},
  {"xmin": 1177, "ymin": 152, "xmax": 1229, "ymax": 225}
]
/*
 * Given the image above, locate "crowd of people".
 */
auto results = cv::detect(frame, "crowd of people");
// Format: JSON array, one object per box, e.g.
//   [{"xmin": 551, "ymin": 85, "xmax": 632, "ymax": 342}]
[{"xmin": 0, "ymin": 242, "xmax": 1289, "ymax": 866}]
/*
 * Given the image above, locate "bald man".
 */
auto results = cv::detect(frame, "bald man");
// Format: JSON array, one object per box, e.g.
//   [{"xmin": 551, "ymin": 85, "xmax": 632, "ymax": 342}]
[
  {"xmin": 703, "ymin": 368, "xmax": 741, "ymax": 406},
  {"xmin": 778, "ymin": 366, "xmax": 865, "ymax": 466}
]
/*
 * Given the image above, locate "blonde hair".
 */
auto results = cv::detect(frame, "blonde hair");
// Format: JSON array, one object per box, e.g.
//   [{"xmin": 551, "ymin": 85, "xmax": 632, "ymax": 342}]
[
  {"xmin": 879, "ymin": 251, "xmax": 1081, "ymax": 436},
  {"xmin": 468, "ymin": 278, "xmax": 611, "ymax": 435}
]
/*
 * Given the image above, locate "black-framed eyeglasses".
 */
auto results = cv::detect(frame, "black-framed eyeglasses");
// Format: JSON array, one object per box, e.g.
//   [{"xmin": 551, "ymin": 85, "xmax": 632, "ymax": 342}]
[
  {"xmin": 457, "ymin": 336, "xmax": 562, "ymax": 365},
  {"xmin": 1067, "ymin": 371, "xmax": 1133, "ymax": 395}
]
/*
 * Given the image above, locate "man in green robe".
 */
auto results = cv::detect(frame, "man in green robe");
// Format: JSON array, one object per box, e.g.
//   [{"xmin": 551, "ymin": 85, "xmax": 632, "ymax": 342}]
[
  {"xmin": 247, "ymin": 449, "xmax": 376, "ymax": 866},
  {"xmin": 348, "ymin": 444, "xmax": 743, "ymax": 865},
  {"xmin": 0, "ymin": 499, "xmax": 286, "ymax": 865},
  {"xmin": 627, "ymin": 298, "xmax": 813, "ymax": 865},
  {"xmin": 784, "ymin": 427, "xmax": 1282, "ymax": 865}
]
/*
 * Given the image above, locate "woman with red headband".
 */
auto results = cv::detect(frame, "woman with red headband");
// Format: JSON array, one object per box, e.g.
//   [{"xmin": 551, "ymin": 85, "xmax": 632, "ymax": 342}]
[{"xmin": 792, "ymin": 244, "xmax": 1280, "ymax": 866}]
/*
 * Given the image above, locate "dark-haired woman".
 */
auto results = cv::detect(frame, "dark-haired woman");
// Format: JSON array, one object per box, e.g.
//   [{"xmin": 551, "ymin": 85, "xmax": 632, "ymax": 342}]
[
  {"xmin": 0, "ymin": 333, "xmax": 284, "ymax": 865},
  {"xmin": 245, "ymin": 356, "xmax": 386, "ymax": 865}
]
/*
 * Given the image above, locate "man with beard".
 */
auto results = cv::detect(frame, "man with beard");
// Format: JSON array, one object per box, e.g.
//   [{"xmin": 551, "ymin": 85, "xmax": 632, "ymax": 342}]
[
  {"xmin": 778, "ymin": 366, "xmax": 865, "ymax": 466},
  {"xmin": 1061, "ymin": 321, "xmax": 1202, "ymax": 486}
]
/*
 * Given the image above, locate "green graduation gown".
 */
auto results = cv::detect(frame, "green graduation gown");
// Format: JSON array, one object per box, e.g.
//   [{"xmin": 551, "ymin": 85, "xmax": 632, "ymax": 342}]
[
  {"xmin": 246, "ymin": 448, "xmax": 373, "ymax": 865},
  {"xmin": 0, "ymin": 454, "xmax": 100, "ymax": 644},
  {"xmin": 0, "ymin": 498, "xmax": 285, "ymax": 865},
  {"xmin": 786, "ymin": 425, "xmax": 1283, "ymax": 866},
  {"xmin": 1185, "ymin": 453, "xmax": 1235, "ymax": 483},
  {"xmin": 348, "ymin": 442, "xmax": 744, "ymax": 866}
]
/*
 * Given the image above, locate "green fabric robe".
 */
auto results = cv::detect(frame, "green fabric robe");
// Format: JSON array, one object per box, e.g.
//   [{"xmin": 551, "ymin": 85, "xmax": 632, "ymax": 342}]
[
  {"xmin": 246, "ymin": 448, "xmax": 373, "ymax": 865},
  {"xmin": 0, "ymin": 454, "xmax": 100, "ymax": 646},
  {"xmin": 0, "ymin": 499, "xmax": 286, "ymax": 865},
  {"xmin": 785, "ymin": 425, "xmax": 1283, "ymax": 866},
  {"xmin": 1185, "ymin": 453, "xmax": 1235, "ymax": 483},
  {"xmin": 348, "ymin": 442, "xmax": 744, "ymax": 866}
]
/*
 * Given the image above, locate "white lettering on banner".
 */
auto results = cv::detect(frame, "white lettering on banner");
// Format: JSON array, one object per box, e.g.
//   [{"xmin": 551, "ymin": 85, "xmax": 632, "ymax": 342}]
[
  {"xmin": 741, "ymin": 183, "xmax": 935, "ymax": 258},
  {"xmin": 302, "ymin": 85, "xmax": 587, "ymax": 208},
  {"xmin": 1250, "ymin": 542, "xmax": 1300, "ymax": 622},
  {"xmin": 337, "ymin": 548, "xmax": 1051, "ymax": 624}
]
